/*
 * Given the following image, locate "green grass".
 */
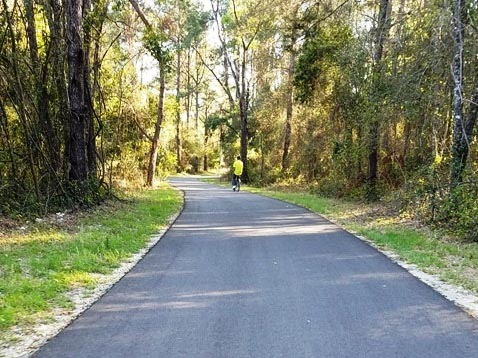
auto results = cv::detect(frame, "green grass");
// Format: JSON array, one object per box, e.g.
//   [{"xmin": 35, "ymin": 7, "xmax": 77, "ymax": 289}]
[
  {"xmin": 223, "ymin": 181, "xmax": 478, "ymax": 294},
  {"xmin": 0, "ymin": 184, "xmax": 182, "ymax": 334},
  {"xmin": 246, "ymin": 188, "xmax": 342, "ymax": 216}
]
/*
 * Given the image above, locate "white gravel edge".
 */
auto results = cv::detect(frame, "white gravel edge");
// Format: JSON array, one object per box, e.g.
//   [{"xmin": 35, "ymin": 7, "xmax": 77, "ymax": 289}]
[{"xmin": 1, "ymin": 208, "xmax": 183, "ymax": 358}]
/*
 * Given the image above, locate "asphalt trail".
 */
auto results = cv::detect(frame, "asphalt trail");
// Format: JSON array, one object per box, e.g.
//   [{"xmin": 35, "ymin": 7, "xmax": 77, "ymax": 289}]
[{"xmin": 34, "ymin": 177, "xmax": 478, "ymax": 357}]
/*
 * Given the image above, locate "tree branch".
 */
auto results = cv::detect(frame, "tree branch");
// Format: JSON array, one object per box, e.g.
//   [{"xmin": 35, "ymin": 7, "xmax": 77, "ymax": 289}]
[
  {"xmin": 131, "ymin": 106, "xmax": 153, "ymax": 142},
  {"xmin": 193, "ymin": 46, "xmax": 235, "ymax": 107},
  {"xmin": 128, "ymin": 0, "xmax": 151, "ymax": 29}
]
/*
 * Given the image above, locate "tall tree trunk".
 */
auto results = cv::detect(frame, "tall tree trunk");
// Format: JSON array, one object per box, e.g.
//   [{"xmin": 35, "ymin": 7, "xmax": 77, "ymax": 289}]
[
  {"xmin": 128, "ymin": 0, "xmax": 169, "ymax": 185},
  {"xmin": 92, "ymin": 4, "xmax": 108, "ymax": 183},
  {"xmin": 186, "ymin": 49, "xmax": 191, "ymax": 127},
  {"xmin": 282, "ymin": 51, "xmax": 295, "ymax": 172},
  {"xmin": 66, "ymin": 0, "xmax": 89, "ymax": 181},
  {"xmin": 83, "ymin": 0, "xmax": 97, "ymax": 177},
  {"xmin": 176, "ymin": 47, "xmax": 182, "ymax": 172},
  {"xmin": 146, "ymin": 69, "xmax": 166, "ymax": 186},
  {"xmin": 450, "ymin": 0, "xmax": 464, "ymax": 186},
  {"xmin": 194, "ymin": 49, "xmax": 200, "ymax": 131},
  {"xmin": 450, "ymin": 0, "xmax": 478, "ymax": 187},
  {"xmin": 239, "ymin": 45, "xmax": 249, "ymax": 183},
  {"xmin": 387, "ymin": 0, "xmax": 406, "ymax": 176},
  {"xmin": 203, "ymin": 106, "xmax": 209, "ymax": 171},
  {"xmin": 195, "ymin": 87, "xmax": 200, "ymax": 131},
  {"xmin": 366, "ymin": 0, "xmax": 391, "ymax": 200}
]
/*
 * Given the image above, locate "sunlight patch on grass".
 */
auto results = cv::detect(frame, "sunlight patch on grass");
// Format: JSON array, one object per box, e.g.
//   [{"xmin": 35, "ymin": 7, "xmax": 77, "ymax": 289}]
[
  {"xmin": 54, "ymin": 272, "xmax": 98, "ymax": 289},
  {"xmin": 0, "ymin": 231, "xmax": 68, "ymax": 246}
]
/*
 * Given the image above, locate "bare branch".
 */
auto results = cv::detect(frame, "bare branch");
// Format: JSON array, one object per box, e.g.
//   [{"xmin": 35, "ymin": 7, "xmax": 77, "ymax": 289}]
[
  {"xmin": 128, "ymin": 0, "xmax": 151, "ymax": 29},
  {"xmin": 193, "ymin": 45, "xmax": 235, "ymax": 107},
  {"xmin": 131, "ymin": 106, "xmax": 154, "ymax": 142}
]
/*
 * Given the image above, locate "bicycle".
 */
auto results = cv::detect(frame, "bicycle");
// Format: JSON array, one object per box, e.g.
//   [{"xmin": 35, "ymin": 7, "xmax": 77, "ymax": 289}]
[{"xmin": 232, "ymin": 175, "xmax": 241, "ymax": 192}]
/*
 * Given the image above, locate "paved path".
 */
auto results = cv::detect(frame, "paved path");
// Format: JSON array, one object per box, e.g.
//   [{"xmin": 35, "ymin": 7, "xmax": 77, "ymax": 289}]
[{"xmin": 35, "ymin": 178, "xmax": 478, "ymax": 357}]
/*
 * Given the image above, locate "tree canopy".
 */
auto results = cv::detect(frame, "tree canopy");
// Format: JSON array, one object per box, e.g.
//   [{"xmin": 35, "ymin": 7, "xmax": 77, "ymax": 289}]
[{"xmin": 0, "ymin": 0, "xmax": 477, "ymax": 239}]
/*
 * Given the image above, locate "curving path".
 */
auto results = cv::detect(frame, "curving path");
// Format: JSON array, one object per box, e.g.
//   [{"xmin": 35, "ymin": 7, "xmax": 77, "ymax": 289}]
[{"xmin": 34, "ymin": 177, "xmax": 478, "ymax": 357}]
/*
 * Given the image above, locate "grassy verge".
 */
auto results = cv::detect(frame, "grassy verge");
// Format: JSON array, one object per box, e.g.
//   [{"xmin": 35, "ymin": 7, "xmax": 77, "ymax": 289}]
[
  {"xmin": 0, "ymin": 183, "xmax": 182, "ymax": 339},
  {"xmin": 208, "ymin": 178, "xmax": 478, "ymax": 294}
]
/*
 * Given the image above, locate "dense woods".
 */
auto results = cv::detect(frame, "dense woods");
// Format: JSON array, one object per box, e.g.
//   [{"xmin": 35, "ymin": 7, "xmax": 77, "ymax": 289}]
[{"xmin": 0, "ymin": 0, "xmax": 477, "ymax": 239}]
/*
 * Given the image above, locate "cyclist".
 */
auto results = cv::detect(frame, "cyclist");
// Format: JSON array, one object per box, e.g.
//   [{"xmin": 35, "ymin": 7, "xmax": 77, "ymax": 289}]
[{"xmin": 232, "ymin": 156, "xmax": 243, "ymax": 191}]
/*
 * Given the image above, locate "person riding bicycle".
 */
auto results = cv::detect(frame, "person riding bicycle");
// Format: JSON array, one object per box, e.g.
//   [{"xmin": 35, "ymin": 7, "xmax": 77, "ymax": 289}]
[{"xmin": 232, "ymin": 156, "xmax": 243, "ymax": 190}]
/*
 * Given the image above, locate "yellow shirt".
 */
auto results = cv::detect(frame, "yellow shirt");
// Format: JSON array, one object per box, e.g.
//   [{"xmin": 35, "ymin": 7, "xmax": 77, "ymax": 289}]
[{"xmin": 233, "ymin": 159, "xmax": 243, "ymax": 176}]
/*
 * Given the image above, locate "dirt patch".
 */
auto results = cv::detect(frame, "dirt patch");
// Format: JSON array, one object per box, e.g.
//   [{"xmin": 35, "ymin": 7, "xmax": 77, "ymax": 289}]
[{"xmin": 0, "ymin": 217, "xmax": 20, "ymax": 236}]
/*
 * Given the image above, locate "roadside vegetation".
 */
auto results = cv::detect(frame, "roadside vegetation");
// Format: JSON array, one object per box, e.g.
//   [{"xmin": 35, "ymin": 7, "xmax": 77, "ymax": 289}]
[{"xmin": 0, "ymin": 184, "xmax": 182, "ymax": 341}]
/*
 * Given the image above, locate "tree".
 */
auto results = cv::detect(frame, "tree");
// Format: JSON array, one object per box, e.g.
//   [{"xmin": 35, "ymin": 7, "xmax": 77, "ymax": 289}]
[
  {"xmin": 208, "ymin": 0, "xmax": 274, "ymax": 182},
  {"xmin": 279, "ymin": 2, "xmax": 301, "ymax": 172},
  {"xmin": 366, "ymin": 0, "xmax": 392, "ymax": 200},
  {"xmin": 450, "ymin": 0, "xmax": 478, "ymax": 187},
  {"xmin": 129, "ymin": 0, "xmax": 173, "ymax": 186},
  {"xmin": 66, "ymin": 0, "xmax": 97, "ymax": 182}
]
